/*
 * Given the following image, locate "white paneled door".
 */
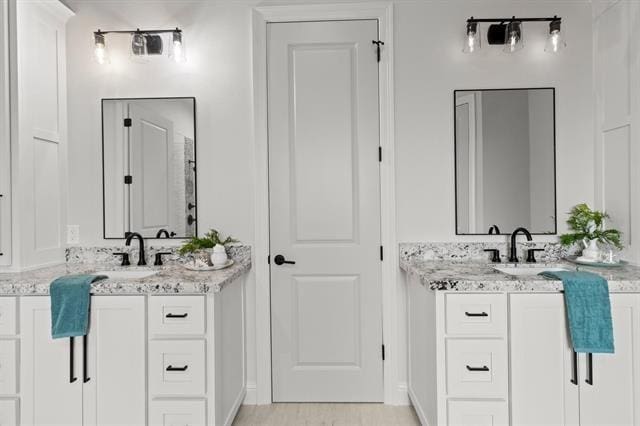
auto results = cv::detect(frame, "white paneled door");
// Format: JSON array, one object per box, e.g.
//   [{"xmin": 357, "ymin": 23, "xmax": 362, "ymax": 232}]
[
  {"xmin": 129, "ymin": 104, "xmax": 174, "ymax": 236},
  {"xmin": 267, "ymin": 20, "xmax": 383, "ymax": 402}
]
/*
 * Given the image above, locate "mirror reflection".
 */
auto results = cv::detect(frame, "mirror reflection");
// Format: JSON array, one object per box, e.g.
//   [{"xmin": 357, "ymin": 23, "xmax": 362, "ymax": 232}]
[
  {"xmin": 102, "ymin": 97, "xmax": 197, "ymax": 239},
  {"xmin": 454, "ymin": 88, "xmax": 556, "ymax": 235}
]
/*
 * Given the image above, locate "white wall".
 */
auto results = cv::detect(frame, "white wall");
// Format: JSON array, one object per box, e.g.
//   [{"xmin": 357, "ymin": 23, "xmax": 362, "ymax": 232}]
[{"xmin": 64, "ymin": 0, "xmax": 595, "ymax": 404}]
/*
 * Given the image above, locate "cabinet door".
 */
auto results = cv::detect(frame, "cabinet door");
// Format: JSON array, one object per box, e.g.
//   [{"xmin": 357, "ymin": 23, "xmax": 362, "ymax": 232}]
[
  {"xmin": 510, "ymin": 293, "xmax": 579, "ymax": 426},
  {"xmin": 83, "ymin": 296, "xmax": 146, "ymax": 426},
  {"xmin": 579, "ymin": 293, "xmax": 640, "ymax": 426},
  {"xmin": 0, "ymin": 0, "xmax": 11, "ymax": 267},
  {"xmin": 20, "ymin": 297, "xmax": 83, "ymax": 426}
]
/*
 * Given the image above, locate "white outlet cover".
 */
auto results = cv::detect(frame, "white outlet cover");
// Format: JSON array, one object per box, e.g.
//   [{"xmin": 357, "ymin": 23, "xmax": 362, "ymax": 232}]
[{"xmin": 67, "ymin": 225, "xmax": 80, "ymax": 244}]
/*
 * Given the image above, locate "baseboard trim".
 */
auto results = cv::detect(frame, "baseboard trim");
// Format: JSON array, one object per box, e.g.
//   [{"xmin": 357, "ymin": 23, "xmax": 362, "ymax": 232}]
[
  {"xmin": 408, "ymin": 386, "xmax": 428, "ymax": 426},
  {"xmin": 395, "ymin": 382, "xmax": 410, "ymax": 405},
  {"xmin": 243, "ymin": 381, "xmax": 258, "ymax": 405},
  {"xmin": 225, "ymin": 386, "xmax": 247, "ymax": 426}
]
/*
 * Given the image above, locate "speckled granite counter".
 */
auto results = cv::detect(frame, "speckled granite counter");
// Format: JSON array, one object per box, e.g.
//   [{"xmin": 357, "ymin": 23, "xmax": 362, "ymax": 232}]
[
  {"xmin": 400, "ymin": 259, "xmax": 640, "ymax": 292},
  {"xmin": 0, "ymin": 245, "xmax": 252, "ymax": 295}
]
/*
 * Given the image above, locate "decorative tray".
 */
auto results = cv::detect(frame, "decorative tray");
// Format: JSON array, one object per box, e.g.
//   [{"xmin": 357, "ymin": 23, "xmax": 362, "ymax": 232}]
[
  {"xmin": 564, "ymin": 256, "xmax": 627, "ymax": 268},
  {"xmin": 182, "ymin": 259, "xmax": 234, "ymax": 271}
]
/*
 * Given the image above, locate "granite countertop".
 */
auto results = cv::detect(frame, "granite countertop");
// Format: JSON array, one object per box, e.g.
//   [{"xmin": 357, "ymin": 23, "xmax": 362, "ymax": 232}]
[
  {"xmin": 400, "ymin": 258, "xmax": 640, "ymax": 292},
  {"xmin": 0, "ymin": 261, "xmax": 251, "ymax": 296}
]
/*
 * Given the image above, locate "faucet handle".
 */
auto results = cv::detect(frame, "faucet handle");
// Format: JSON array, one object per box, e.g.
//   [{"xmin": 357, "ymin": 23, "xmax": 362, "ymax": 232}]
[
  {"xmin": 154, "ymin": 252, "xmax": 172, "ymax": 266},
  {"xmin": 483, "ymin": 249, "xmax": 501, "ymax": 263},
  {"xmin": 526, "ymin": 248, "xmax": 545, "ymax": 263},
  {"xmin": 113, "ymin": 252, "xmax": 130, "ymax": 266}
]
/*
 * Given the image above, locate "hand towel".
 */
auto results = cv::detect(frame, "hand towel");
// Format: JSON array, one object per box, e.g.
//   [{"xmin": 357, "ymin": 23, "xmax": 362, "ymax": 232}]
[
  {"xmin": 50, "ymin": 274, "xmax": 106, "ymax": 339},
  {"xmin": 539, "ymin": 270, "xmax": 614, "ymax": 353}
]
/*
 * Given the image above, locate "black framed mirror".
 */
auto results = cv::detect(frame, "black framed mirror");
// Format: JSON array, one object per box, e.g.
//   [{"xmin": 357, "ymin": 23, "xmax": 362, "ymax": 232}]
[
  {"xmin": 454, "ymin": 88, "xmax": 557, "ymax": 235},
  {"xmin": 101, "ymin": 97, "xmax": 197, "ymax": 239}
]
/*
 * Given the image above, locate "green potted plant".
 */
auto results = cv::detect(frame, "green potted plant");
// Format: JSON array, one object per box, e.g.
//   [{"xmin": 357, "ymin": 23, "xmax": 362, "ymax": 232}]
[
  {"xmin": 559, "ymin": 203, "xmax": 622, "ymax": 259},
  {"xmin": 179, "ymin": 229, "xmax": 238, "ymax": 266}
]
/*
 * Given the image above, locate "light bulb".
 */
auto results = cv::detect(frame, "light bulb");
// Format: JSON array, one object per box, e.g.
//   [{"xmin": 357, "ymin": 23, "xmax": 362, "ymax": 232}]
[
  {"xmin": 503, "ymin": 20, "xmax": 524, "ymax": 53},
  {"xmin": 462, "ymin": 21, "xmax": 481, "ymax": 54},
  {"xmin": 172, "ymin": 30, "xmax": 186, "ymax": 63},
  {"xmin": 94, "ymin": 32, "xmax": 109, "ymax": 64},
  {"xmin": 545, "ymin": 19, "xmax": 566, "ymax": 53}
]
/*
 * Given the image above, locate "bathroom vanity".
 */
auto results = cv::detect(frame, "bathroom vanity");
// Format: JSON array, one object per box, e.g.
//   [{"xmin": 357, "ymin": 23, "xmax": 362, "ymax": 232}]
[
  {"xmin": 0, "ymin": 248, "xmax": 250, "ymax": 426},
  {"xmin": 401, "ymin": 244, "xmax": 640, "ymax": 426}
]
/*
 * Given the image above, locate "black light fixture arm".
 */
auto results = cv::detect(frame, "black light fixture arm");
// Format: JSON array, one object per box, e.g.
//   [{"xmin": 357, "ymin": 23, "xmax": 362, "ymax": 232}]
[
  {"xmin": 94, "ymin": 27, "xmax": 182, "ymax": 36},
  {"xmin": 467, "ymin": 16, "xmax": 561, "ymax": 24}
]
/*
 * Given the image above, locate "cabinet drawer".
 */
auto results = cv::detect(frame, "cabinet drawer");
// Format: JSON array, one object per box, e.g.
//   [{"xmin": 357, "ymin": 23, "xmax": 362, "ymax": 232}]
[
  {"xmin": 446, "ymin": 339, "xmax": 507, "ymax": 397},
  {"xmin": 149, "ymin": 340, "xmax": 206, "ymax": 396},
  {"xmin": 0, "ymin": 341, "xmax": 16, "ymax": 395},
  {"xmin": 0, "ymin": 399, "xmax": 17, "ymax": 426},
  {"xmin": 149, "ymin": 400, "xmax": 206, "ymax": 426},
  {"xmin": 445, "ymin": 294, "xmax": 505, "ymax": 335},
  {"xmin": 447, "ymin": 400, "xmax": 508, "ymax": 426},
  {"xmin": 149, "ymin": 296, "xmax": 205, "ymax": 335},
  {"xmin": 0, "ymin": 298, "xmax": 16, "ymax": 335}
]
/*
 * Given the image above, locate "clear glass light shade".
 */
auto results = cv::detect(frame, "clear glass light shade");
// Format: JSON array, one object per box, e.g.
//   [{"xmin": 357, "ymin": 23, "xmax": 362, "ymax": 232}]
[
  {"xmin": 503, "ymin": 21, "xmax": 524, "ymax": 53},
  {"xmin": 545, "ymin": 21, "xmax": 566, "ymax": 53},
  {"xmin": 131, "ymin": 33, "xmax": 146, "ymax": 56},
  {"xmin": 462, "ymin": 22, "xmax": 481, "ymax": 53},
  {"xmin": 93, "ymin": 33, "xmax": 109, "ymax": 64},
  {"xmin": 171, "ymin": 30, "xmax": 187, "ymax": 63}
]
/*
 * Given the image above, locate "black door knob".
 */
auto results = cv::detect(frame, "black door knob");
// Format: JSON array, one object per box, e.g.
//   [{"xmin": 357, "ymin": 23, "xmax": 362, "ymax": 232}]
[{"xmin": 273, "ymin": 254, "xmax": 296, "ymax": 265}]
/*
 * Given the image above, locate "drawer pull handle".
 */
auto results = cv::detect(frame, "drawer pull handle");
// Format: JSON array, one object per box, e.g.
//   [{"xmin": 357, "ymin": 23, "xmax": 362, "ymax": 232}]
[
  {"xmin": 166, "ymin": 365, "xmax": 188, "ymax": 372},
  {"xmin": 466, "ymin": 365, "xmax": 490, "ymax": 372},
  {"xmin": 165, "ymin": 313, "xmax": 188, "ymax": 318},
  {"xmin": 464, "ymin": 311, "xmax": 488, "ymax": 317}
]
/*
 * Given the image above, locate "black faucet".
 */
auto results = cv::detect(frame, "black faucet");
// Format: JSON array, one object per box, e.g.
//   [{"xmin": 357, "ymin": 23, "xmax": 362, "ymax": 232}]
[
  {"xmin": 488, "ymin": 225, "xmax": 501, "ymax": 235},
  {"xmin": 125, "ymin": 232, "xmax": 146, "ymax": 266},
  {"xmin": 156, "ymin": 229, "xmax": 170, "ymax": 238},
  {"xmin": 509, "ymin": 227, "xmax": 532, "ymax": 263}
]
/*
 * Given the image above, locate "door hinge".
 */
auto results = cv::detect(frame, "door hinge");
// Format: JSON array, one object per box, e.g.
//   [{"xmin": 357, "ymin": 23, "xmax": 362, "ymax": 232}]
[
  {"xmin": 124, "ymin": 118, "xmax": 132, "ymax": 127},
  {"xmin": 382, "ymin": 344, "xmax": 386, "ymax": 361},
  {"xmin": 380, "ymin": 245, "xmax": 384, "ymax": 261},
  {"xmin": 267, "ymin": 254, "xmax": 270, "ymax": 264},
  {"xmin": 124, "ymin": 175, "xmax": 132, "ymax": 184},
  {"xmin": 378, "ymin": 146, "xmax": 382, "ymax": 162},
  {"xmin": 372, "ymin": 40, "xmax": 385, "ymax": 63}
]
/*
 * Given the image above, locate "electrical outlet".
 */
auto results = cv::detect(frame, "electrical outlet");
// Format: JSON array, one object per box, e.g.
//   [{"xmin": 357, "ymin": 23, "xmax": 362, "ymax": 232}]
[{"xmin": 67, "ymin": 225, "xmax": 80, "ymax": 244}]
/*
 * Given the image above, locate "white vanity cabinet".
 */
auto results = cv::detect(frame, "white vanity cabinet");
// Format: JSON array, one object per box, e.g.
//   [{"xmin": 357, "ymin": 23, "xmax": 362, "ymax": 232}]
[
  {"xmin": 6, "ymin": 272, "xmax": 246, "ymax": 426},
  {"xmin": 407, "ymin": 275, "xmax": 640, "ymax": 426},
  {"xmin": 20, "ymin": 296, "xmax": 146, "ymax": 426},
  {"xmin": 510, "ymin": 293, "xmax": 640, "ymax": 426}
]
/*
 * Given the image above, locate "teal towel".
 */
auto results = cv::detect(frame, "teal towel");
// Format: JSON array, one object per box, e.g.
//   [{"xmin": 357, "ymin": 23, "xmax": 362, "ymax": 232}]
[
  {"xmin": 50, "ymin": 274, "xmax": 106, "ymax": 339},
  {"xmin": 539, "ymin": 270, "xmax": 614, "ymax": 353}
]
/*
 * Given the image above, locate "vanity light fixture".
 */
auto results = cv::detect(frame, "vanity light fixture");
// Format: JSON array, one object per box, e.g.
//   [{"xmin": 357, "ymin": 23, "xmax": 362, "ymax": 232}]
[
  {"xmin": 463, "ymin": 16, "xmax": 564, "ymax": 54},
  {"xmin": 504, "ymin": 20, "xmax": 524, "ymax": 53},
  {"xmin": 463, "ymin": 19, "xmax": 481, "ymax": 53},
  {"xmin": 93, "ymin": 31, "xmax": 109, "ymax": 64},
  {"xmin": 545, "ymin": 18, "xmax": 566, "ymax": 53},
  {"xmin": 93, "ymin": 27, "xmax": 185, "ymax": 64}
]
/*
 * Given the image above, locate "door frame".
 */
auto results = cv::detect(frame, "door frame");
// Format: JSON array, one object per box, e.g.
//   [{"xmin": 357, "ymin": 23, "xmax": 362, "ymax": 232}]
[{"xmin": 251, "ymin": 2, "xmax": 400, "ymax": 405}]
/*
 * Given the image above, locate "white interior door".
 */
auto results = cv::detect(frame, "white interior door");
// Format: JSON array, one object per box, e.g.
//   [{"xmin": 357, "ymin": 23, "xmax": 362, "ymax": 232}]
[
  {"xmin": 129, "ymin": 103, "xmax": 174, "ymax": 236},
  {"xmin": 268, "ymin": 19, "xmax": 383, "ymax": 402}
]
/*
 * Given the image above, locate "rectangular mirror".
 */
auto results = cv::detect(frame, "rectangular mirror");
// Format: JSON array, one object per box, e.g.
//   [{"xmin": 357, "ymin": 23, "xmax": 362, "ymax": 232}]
[
  {"xmin": 102, "ymin": 97, "xmax": 197, "ymax": 239},
  {"xmin": 454, "ymin": 88, "xmax": 556, "ymax": 235}
]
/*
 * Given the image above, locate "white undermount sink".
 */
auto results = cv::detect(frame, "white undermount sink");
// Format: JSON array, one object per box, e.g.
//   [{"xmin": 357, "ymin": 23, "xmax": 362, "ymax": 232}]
[
  {"xmin": 93, "ymin": 269, "xmax": 160, "ymax": 280},
  {"xmin": 493, "ymin": 265, "xmax": 569, "ymax": 277}
]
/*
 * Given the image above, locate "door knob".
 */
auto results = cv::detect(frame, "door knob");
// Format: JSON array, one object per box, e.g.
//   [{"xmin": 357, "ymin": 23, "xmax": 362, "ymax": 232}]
[{"xmin": 273, "ymin": 254, "xmax": 295, "ymax": 265}]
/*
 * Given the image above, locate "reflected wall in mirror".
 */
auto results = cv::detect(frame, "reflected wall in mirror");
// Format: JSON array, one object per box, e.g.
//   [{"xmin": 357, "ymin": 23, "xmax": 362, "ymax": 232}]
[
  {"xmin": 102, "ymin": 97, "xmax": 197, "ymax": 239},
  {"xmin": 454, "ymin": 88, "xmax": 556, "ymax": 235}
]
